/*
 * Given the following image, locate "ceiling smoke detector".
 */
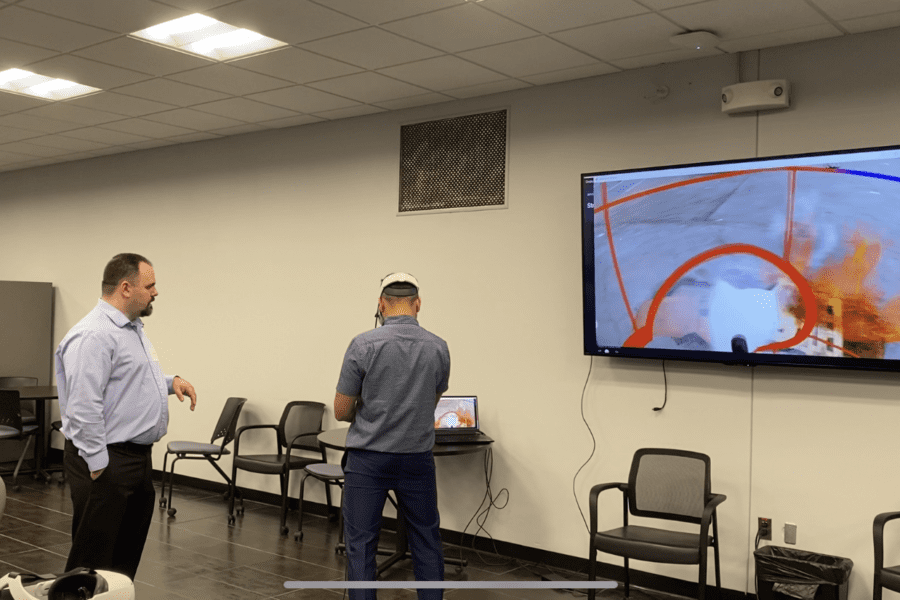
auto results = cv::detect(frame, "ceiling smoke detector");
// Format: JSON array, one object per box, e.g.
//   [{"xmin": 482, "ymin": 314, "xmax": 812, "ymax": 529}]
[{"xmin": 670, "ymin": 31, "xmax": 721, "ymax": 51}]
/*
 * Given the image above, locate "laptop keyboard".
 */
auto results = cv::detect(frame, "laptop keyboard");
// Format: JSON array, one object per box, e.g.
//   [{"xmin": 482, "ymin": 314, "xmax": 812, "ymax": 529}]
[{"xmin": 435, "ymin": 432, "xmax": 489, "ymax": 444}]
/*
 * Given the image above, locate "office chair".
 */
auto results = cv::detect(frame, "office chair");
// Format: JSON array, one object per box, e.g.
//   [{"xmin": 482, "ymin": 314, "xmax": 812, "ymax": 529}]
[
  {"xmin": 0, "ymin": 377, "xmax": 38, "ymax": 425},
  {"xmin": 588, "ymin": 448, "xmax": 726, "ymax": 600},
  {"xmin": 0, "ymin": 390, "xmax": 40, "ymax": 492},
  {"xmin": 228, "ymin": 401, "xmax": 326, "ymax": 535},
  {"xmin": 874, "ymin": 511, "xmax": 900, "ymax": 599},
  {"xmin": 294, "ymin": 461, "xmax": 343, "ymax": 542},
  {"xmin": 159, "ymin": 396, "xmax": 247, "ymax": 517}
]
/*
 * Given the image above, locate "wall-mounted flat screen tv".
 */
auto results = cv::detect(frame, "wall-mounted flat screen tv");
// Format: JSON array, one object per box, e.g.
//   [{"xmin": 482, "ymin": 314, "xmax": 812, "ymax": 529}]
[{"xmin": 581, "ymin": 144, "xmax": 900, "ymax": 371}]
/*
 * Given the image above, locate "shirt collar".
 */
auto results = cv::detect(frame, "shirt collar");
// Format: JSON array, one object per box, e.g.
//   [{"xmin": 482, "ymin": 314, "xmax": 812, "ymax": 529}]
[
  {"xmin": 383, "ymin": 315, "xmax": 419, "ymax": 326},
  {"xmin": 97, "ymin": 298, "xmax": 142, "ymax": 329}
]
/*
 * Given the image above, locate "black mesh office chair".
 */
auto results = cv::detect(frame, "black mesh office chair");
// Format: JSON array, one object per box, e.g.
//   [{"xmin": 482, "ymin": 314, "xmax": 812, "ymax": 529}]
[
  {"xmin": 228, "ymin": 401, "xmax": 326, "ymax": 535},
  {"xmin": 294, "ymin": 461, "xmax": 344, "ymax": 542},
  {"xmin": 159, "ymin": 396, "xmax": 247, "ymax": 517},
  {"xmin": 874, "ymin": 511, "xmax": 900, "ymax": 599},
  {"xmin": 588, "ymin": 448, "xmax": 726, "ymax": 600},
  {"xmin": 0, "ymin": 390, "xmax": 40, "ymax": 491}
]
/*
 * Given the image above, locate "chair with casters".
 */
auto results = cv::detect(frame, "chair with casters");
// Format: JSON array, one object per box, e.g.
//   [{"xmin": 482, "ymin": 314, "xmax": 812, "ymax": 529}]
[
  {"xmin": 588, "ymin": 448, "xmax": 726, "ymax": 600},
  {"xmin": 159, "ymin": 396, "xmax": 247, "ymax": 517},
  {"xmin": 228, "ymin": 401, "xmax": 326, "ymax": 535},
  {"xmin": 0, "ymin": 390, "xmax": 40, "ymax": 492},
  {"xmin": 295, "ymin": 461, "xmax": 344, "ymax": 542},
  {"xmin": 874, "ymin": 511, "xmax": 900, "ymax": 600}
]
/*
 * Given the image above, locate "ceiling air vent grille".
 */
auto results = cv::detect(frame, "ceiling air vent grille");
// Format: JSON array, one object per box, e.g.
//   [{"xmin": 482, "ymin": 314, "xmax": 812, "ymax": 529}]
[{"xmin": 399, "ymin": 109, "xmax": 507, "ymax": 213}]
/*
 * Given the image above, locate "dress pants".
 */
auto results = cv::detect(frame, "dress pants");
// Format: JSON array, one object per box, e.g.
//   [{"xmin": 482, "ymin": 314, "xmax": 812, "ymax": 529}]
[
  {"xmin": 343, "ymin": 449, "xmax": 444, "ymax": 600},
  {"xmin": 64, "ymin": 439, "xmax": 155, "ymax": 581}
]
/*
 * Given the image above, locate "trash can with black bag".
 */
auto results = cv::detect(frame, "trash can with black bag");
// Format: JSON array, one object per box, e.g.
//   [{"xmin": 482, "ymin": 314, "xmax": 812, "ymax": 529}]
[{"xmin": 754, "ymin": 546, "xmax": 853, "ymax": 600}]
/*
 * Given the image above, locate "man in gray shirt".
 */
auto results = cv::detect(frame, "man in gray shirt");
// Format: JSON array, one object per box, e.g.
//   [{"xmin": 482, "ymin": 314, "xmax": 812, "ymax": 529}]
[{"xmin": 335, "ymin": 273, "xmax": 450, "ymax": 600}]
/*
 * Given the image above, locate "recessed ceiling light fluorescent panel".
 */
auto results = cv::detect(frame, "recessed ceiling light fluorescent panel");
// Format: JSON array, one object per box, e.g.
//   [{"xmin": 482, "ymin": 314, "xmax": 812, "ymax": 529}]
[
  {"xmin": 0, "ymin": 68, "xmax": 101, "ymax": 100},
  {"xmin": 131, "ymin": 14, "xmax": 287, "ymax": 61}
]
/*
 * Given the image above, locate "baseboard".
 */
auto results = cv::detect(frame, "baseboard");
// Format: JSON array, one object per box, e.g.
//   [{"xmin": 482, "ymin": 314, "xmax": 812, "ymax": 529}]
[{"xmin": 154, "ymin": 469, "xmax": 751, "ymax": 599}]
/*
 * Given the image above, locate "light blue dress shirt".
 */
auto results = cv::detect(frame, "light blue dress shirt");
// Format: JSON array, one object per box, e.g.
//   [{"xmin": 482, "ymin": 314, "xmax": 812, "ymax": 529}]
[{"xmin": 55, "ymin": 299, "xmax": 174, "ymax": 472}]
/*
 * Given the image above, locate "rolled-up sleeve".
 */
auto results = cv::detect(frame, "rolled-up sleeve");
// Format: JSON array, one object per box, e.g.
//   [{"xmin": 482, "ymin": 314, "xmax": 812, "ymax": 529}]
[{"xmin": 59, "ymin": 331, "xmax": 113, "ymax": 472}]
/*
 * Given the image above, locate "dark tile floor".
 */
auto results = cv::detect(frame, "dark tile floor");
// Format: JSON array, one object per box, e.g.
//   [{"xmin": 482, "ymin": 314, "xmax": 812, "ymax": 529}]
[{"xmin": 0, "ymin": 475, "xmax": 688, "ymax": 600}]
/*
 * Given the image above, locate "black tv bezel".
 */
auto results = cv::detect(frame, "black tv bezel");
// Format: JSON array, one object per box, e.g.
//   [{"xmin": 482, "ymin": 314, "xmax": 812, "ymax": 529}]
[{"xmin": 581, "ymin": 143, "xmax": 900, "ymax": 372}]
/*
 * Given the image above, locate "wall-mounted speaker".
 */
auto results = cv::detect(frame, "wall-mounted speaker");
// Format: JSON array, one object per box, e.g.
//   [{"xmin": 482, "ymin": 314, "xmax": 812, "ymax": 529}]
[{"xmin": 721, "ymin": 79, "xmax": 790, "ymax": 114}]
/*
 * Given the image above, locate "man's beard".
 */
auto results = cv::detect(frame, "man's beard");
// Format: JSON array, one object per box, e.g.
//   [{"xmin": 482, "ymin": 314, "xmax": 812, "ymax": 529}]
[{"xmin": 140, "ymin": 302, "xmax": 153, "ymax": 317}]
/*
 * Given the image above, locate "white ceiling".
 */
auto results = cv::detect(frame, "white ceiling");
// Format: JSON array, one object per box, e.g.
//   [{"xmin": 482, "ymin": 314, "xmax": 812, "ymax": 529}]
[{"xmin": 1, "ymin": 0, "xmax": 898, "ymax": 172}]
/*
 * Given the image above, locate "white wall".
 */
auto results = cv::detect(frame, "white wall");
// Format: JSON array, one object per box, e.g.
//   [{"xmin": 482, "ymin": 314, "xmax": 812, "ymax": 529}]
[{"xmin": 3, "ymin": 26, "xmax": 900, "ymax": 600}]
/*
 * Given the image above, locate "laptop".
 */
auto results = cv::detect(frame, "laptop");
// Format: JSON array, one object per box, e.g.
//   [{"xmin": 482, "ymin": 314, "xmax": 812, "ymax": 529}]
[{"xmin": 434, "ymin": 395, "xmax": 493, "ymax": 445}]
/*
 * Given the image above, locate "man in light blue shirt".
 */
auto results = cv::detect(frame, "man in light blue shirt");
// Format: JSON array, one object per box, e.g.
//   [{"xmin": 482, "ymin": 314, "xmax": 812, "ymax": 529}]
[{"xmin": 55, "ymin": 253, "xmax": 197, "ymax": 580}]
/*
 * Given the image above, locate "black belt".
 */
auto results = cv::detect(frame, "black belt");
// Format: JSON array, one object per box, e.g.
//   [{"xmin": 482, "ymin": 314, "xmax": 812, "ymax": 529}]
[{"xmin": 65, "ymin": 439, "xmax": 153, "ymax": 454}]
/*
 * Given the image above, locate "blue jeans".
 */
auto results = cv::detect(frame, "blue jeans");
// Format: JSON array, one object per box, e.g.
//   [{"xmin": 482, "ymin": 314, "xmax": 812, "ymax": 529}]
[{"xmin": 343, "ymin": 449, "xmax": 444, "ymax": 600}]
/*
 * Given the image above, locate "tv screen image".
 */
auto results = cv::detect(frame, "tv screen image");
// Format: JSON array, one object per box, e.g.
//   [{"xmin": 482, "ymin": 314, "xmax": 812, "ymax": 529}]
[{"xmin": 581, "ymin": 145, "xmax": 900, "ymax": 370}]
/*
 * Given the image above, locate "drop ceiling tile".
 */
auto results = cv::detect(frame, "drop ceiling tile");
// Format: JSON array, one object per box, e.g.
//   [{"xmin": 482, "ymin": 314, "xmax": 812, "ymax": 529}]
[
  {"xmin": 372, "ymin": 92, "xmax": 454, "ymax": 111},
  {"xmin": 259, "ymin": 114, "xmax": 325, "ymax": 129},
  {"xmin": 235, "ymin": 47, "xmax": 363, "ymax": 84},
  {"xmin": 0, "ymin": 38, "xmax": 58, "ymax": 71},
  {"xmin": 841, "ymin": 11, "xmax": 900, "ymax": 34},
  {"xmin": 191, "ymin": 97, "xmax": 300, "ymax": 122},
  {"xmin": 61, "ymin": 127, "xmax": 152, "ymax": 145},
  {"xmin": 100, "ymin": 118, "xmax": 196, "ymax": 138},
  {"xmin": 482, "ymin": 0, "xmax": 647, "ymax": 33},
  {"xmin": 150, "ymin": 0, "xmax": 235, "ymax": 10},
  {"xmin": 21, "ymin": 103, "xmax": 126, "ymax": 126},
  {"xmin": 716, "ymin": 24, "xmax": 843, "ymax": 53},
  {"xmin": 308, "ymin": 72, "xmax": 427, "ymax": 103},
  {"xmin": 126, "ymin": 138, "xmax": 175, "ymax": 150},
  {"xmin": 208, "ymin": 0, "xmax": 366, "ymax": 44},
  {"xmin": 0, "ymin": 92, "xmax": 49, "ymax": 115},
  {"xmin": 609, "ymin": 46, "xmax": 724, "ymax": 70},
  {"xmin": 114, "ymin": 79, "xmax": 230, "ymax": 107},
  {"xmin": 378, "ymin": 56, "xmax": 507, "ymax": 92},
  {"xmin": 382, "ymin": 3, "xmax": 536, "ymax": 53},
  {"xmin": 66, "ymin": 91, "xmax": 178, "ymax": 117},
  {"xmin": 0, "ymin": 113, "xmax": 79, "ymax": 134},
  {"xmin": 166, "ymin": 64, "xmax": 292, "ymax": 96},
  {"xmin": 552, "ymin": 13, "xmax": 684, "ymax": 61},
  {"xmin": 0, "ymin": 124, "xmax": 41, "ymax": 143},
  {"xmin": 299, "ymin": 27, "xmax": 444, "ymax": 70},
  {"xmin": 19, "ymin": 0, "xmax": 187, "ymax": 34},
  {"xmin": 143, "ymin": 108, "xmax": 245, "ymax": 131},
  {"xmin": 163, "ymin": 132, "xmax": 221, "ymax": 144},
  {"xmin": 639, "ymin": 0, "xmax": 710, "ymax": 8},
  {"xmin": 24, "ymin": 134, "xmax": 109, "ymax": 152},
  {"xmin": 459, "ymin": 37, "xmax": 599, "ymax": 78},
  {"xmin": 442, "ymin": 78, "xmax": 532, "ymax": 100},
  {"xmin": 208, "ymin": 123, "xmax": 270, "ymax": 136},
  {"xmin": 74, "ymin": 37, "xmax": 213, "ymax": 77},
  {"xmin": 0, "ymin": 6, "xmax": 119, "ymax": 52},
  {"xmin": 247, "ymin": 85, "xmax": 360, "ymax": 113},
  {"xmin": 312, "ymin": 0, "xmax": 464, "ymax": 24},
  {"xmin": 312, "ymin": 104, "xmax": 387, "ymax": 120},
  {"xmin": 520, "ymin": 63, "xmax": 620, "ymax": 86},
  {"xmin": 815, "ymin": 0, "xmax": 900, "ymax": 20},
  {"xmin": 0, "ymin": 150, "xmax": 35, "ymax": 164},
  {"xmin": 0, "ymin": 140, "xmax": 72, "ymax": 157},
  {"xmin": 663, "ymin": 0, "xmax": 829, "ymax": 39},
  {"xmin": 27, "ymin": 55, "xmax": 152, "ymax": 89}
]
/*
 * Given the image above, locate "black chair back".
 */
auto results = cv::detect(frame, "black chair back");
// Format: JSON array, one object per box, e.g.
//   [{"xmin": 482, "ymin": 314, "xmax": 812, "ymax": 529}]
[
  {"xmin": 0, "ymin": 377, "xmax": 38, "ymax": 420},
  {"xmin": 279, "ymin": 401, "xmax": 325, "ymax": 452},
  {"xmin": 210, "ymin": 397, "xmax": 248, "ymax": 448},
  {"xmin": 0, "ymin": 389, "xmax": 25, "ymax": 434},
  {"xmin": 627, "ymin": 448, "xmax": 712, "ymax": 524}
]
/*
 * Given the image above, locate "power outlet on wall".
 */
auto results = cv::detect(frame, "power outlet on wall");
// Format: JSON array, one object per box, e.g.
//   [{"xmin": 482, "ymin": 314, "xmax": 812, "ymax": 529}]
[{"xmin": 758, "ymin": 517, "xmax": 772, "ymax": 541}]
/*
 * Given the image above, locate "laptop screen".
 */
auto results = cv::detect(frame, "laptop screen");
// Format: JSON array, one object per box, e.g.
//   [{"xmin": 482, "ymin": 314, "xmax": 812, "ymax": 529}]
[{"xmin": 434, "ymin": 396, "xmax": 478, "ymax": 431}]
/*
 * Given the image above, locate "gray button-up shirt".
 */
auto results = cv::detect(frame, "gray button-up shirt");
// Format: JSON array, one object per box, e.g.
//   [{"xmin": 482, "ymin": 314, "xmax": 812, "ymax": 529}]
[
  {"xmin": 337, "ymin": 315, "xmax": 450, "ymax": 453},
  {"xmin": 56, "ymin": 299, "xmax": 173, "ymax": 471}
]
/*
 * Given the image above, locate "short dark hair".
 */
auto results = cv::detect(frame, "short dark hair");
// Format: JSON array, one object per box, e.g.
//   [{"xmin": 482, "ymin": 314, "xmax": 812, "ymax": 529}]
[{"xmin": 102, "ymin": 253, "xmax": 151, "ymax": 296}]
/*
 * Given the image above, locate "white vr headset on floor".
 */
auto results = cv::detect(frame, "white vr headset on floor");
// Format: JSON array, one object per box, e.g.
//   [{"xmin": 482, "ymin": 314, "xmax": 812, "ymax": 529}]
[{"xmin": 0, "ymin": 568, "xmax": 134, "ymax": 600}]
